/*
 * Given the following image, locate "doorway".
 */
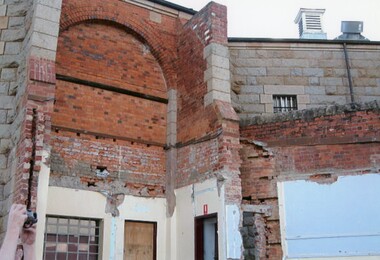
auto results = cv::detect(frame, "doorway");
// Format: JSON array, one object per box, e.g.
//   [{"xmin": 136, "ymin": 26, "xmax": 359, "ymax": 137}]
[
  {"xmin": 124, "ymin": 221, "xmax": 157, "ymax": 260},
  {"xmin": 195, "ymin": 214, "xmax": 218, "ymax": 260}
]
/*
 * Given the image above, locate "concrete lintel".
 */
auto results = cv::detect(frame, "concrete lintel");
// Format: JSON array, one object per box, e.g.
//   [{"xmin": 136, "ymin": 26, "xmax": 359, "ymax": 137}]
[
  {"xmin": 264, "ymin": 85, "xmax": 305, "ymax": 95},
  {"xmin": 241, "ymin": 204, "xmax": 272, "ymax": 217}
]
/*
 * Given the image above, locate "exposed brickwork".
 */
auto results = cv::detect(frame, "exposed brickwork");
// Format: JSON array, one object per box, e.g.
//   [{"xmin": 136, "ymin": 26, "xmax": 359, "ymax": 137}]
[
  {"xmin": 28, "ymin": 57, "xmax": 56, "ymax": 84},
  {"xmin": 177, "ymin": 135, "xmax": 219, "ymax": 188},
  {"xmin": 53, "ymin": 80, "xmax": 167, "ymax": 144},
  {"xmin": 241, "ymin": 102, "xmax": 380, "ymax": 146},
  {"xmin": 50, "ymin": 131, "xmax": 166, "ymax": 197},
  {"xmin": 177, "ymin": 11, "xmax": 213, "ymax": 143},
  {"xmin": 183, "ymin": 2, "xmax": 227, "ymax": 46},
  {"xmin": 59, "ymin": 0, "xmax": 179, "ymax": 88},
  {"xmin": 177, "ymin": 2, "xmax": 228, "ymax": 143},
  {"xmin": 52, "ymin": 1, "xmax": 173, "ymax": 196},
  {"xmin": 13, "ymin": 107, "xmax": 47, "ymax": 207},
  {"xmin": 56, "ymin": 22, "xmax": 167, "ymax": 98},
  {"xmin": 240, "ymin": 104, "xmax": 380, "ymax": 259}
]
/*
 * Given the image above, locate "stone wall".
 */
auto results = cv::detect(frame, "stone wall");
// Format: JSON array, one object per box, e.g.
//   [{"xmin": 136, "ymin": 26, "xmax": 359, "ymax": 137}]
[
  {"xmin": 0, "ymin": 0, "xmax": 61, "ymax": 240},
  {"xmin": 229, "ymin": 41, "xmax": 380, "ymax": 119},
  {"xmin": 0, "ymin": 0, "xmax": 32, "ymax": 238}
]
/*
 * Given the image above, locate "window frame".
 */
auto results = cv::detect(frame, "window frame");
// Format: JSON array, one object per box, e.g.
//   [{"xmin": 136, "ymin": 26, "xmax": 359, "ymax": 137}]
[
  {"xmin": 43, "ymin": 215, "xmax": 102, "ymax": 260},
  {"xmin": 273, "ymin": 95, "xmax": 298, "ymax": 113}
]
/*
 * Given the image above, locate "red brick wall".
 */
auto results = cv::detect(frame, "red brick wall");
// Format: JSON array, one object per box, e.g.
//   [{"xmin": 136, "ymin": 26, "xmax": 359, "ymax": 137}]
[
  {"xmin": 53, "ymin": 0, "xmax": 239, "ymax": 201},
  {"xmin": 52, "ymin": 0, "xmax": 180, "ymax": 194},
  {"xmin": 176, "ymin": 2, "xmax": 227, "ymax": 143},
  {"xmin": 54, "ymin": 22, "xmax": 167, "ymax": 143},
  {"xmin": 176, "ymin": 134, "xmax": 219, "ymax": 188},
  {"xmin": 56, "ymin": 22, "xmax": 167, "ymax": 98},
  {"xmin": 60, "ymin": 0, "xmax": 179, "ymax": 88},
  {"xmin": 242, "ymin": 109, "xmax": 380, "ymax": 146},
  {"xmin": 13, "ymin": 57, "xmax": 56, "ymax": 208},
  {"xmin": 240, "ymin": 107, "xmax": 380, "ymax": 259},
  {"xmin": 51, "ymin": 130, "xmax": 166, "ymax": 196}
]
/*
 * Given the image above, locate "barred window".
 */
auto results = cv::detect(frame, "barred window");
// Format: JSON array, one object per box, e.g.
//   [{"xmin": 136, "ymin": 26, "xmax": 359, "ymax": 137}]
[
  {"xmin": 43, "ymin": 216, "xmax": 101, "ymax": 260},
  {"xmin": 273, "ymin": 95, "xmax": 297, "ymax": 113}
]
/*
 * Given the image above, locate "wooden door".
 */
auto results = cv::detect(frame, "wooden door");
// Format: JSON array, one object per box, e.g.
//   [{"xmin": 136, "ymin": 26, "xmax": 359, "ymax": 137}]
[{"xmin": 124, "ymin": 221, "xmax": 156, "ymax": 260}]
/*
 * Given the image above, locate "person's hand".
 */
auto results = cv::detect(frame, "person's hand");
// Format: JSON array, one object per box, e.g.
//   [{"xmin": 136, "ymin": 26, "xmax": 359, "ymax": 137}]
[
  {"xmin": 20, "ymin": 225, "xmax": 36, "ymax": 246},
  {"xmin": 15, "ymin": 248, "xmax": 23, "ymax": 260},
  {"xmin": 7, "ymin": 204, "xmax": 27, "ymax": 234},
  {"xmin": 0, "ymin": 204, "xmax": 28, "ymax": 260}
]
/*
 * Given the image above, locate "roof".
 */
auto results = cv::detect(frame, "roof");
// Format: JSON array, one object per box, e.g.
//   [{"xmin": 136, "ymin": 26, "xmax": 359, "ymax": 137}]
[
  {"xmin": 228, "ymin": 37, "xmax": 380, "ymax": 45},
  {"xmin": 146, "ymin": 0, "xmax": 197, "ymax": 15}
]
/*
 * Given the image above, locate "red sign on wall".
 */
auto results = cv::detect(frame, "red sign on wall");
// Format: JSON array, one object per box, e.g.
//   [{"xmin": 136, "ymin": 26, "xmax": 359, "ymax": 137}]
[{"xmin": 203, "ymin": 204, "xmax": 208, "ymax": 215}]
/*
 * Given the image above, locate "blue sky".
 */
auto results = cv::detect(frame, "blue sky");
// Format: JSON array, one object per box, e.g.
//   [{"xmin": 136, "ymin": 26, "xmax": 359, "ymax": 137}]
[{"xmin": 171, "ymin": 0, "xmax": 380, "ymax": 40}]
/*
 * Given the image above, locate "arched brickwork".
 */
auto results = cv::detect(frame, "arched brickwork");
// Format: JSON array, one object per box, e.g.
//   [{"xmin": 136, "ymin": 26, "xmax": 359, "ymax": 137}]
[{"xmin": 59, "ymin": 1, "xmax": 178, "ymax": 88}]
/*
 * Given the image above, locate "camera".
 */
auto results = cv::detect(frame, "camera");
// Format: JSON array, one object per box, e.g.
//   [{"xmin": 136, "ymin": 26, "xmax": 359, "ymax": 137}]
[{"xmin": 23, "ymin": 209, "xmax": 38, "ymax": 228}]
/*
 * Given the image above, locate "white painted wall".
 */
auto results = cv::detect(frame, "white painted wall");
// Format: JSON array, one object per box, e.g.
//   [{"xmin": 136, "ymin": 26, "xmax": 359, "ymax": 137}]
[
  {"xmin": 37, "ymin": 177, "xmax": 242, "ymax": 259},
  {"xmin": 43, "ymin": 187, "xmax": 168, "ymax": 260},
  {"xmin": 175, "ymin": 178, "xmax": 241, "ymax": 260}
]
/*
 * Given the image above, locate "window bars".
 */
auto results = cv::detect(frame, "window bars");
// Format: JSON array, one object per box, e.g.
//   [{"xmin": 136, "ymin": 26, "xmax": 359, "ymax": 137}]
[{"xmin": 273, "ymin": 95, "xmax": 298, "ymax": 113}]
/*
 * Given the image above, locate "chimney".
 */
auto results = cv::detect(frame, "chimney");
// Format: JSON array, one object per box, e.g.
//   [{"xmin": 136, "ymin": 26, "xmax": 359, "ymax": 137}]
[
  {"xmin": 335, "ymin": 21, "xmax": 369, "ymax": 41},
  {"xmin": 295, "ymin": 8, "xmax": 327, "ymax": 39}
]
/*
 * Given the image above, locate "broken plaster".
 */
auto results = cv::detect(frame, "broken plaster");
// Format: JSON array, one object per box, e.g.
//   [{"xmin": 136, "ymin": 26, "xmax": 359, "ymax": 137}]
[{"xmin": 98, "ymin": 191, "xmax": 125, "ymax": 217}]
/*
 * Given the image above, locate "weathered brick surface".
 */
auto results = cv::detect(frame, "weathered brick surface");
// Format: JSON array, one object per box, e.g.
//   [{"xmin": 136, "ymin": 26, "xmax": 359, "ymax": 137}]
[
  {"xmin": 52, "ymin": 0, "xmax": 176, "ymax": 194},
  {"xmin": 56, "ymin": 22, "xmax": 167, "ymax": 98},
  {"xmin": 51, "ymin": 131, "xmax": 166, "ymax": 197},
  {"xmin": 177, "ymin": 2, "xmax": 228, "ymax": 143},
  {"xmin": 59, "ymin": 0, "xmax": 179, "ymax": 88},
  {"xmin": 240, "ymin": 103, "xmax": 380, "ymax": 259},
  {"xmin": 53, "ymin": 80, "xmax": 167, "ymax": 144},
  {"xmin": 54, "ymin": 22, "xmax": 167, "ymax": 143},
  {"xmin": 176, "ymin": 11, "xmax": 213, "ymax": 143},
  {"xmin": 176, "ymin": 136, "xmax": 219, "ymax": 187},
  {"xmin": 241, "ymin": 102, "xmax": 380, "ymax": 147}
]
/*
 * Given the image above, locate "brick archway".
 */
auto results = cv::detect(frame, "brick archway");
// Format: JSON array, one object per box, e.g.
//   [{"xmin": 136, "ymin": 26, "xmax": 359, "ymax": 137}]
[{"xmin": 59, "ymin": 3, "xmax": 177, "ymax": 88}]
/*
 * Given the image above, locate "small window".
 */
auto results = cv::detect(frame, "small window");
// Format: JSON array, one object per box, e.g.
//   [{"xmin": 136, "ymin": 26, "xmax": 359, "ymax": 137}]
[
  {"xmin": 43, "ymin": 216, "xmax": 101, "ymax": 260},
  {"xmin": 273, "ymin": 95, "xmax": 297, "ymax": 113}
]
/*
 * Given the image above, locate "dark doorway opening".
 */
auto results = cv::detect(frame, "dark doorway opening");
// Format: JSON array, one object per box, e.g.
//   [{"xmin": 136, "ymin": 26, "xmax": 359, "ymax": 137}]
[{"xmin": 195, "ymin": 214, "xmax": 218, "ymax": 260}]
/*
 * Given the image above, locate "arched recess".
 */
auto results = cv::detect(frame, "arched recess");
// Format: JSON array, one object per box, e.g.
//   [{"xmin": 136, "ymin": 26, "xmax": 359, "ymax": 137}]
[
  {"xmin": 59, "ymin": 5, "xmax": 178, "ymax": 88},
  {"xmin": 51, "ymin": 18, "xmax": 169, "ymax": 193}
]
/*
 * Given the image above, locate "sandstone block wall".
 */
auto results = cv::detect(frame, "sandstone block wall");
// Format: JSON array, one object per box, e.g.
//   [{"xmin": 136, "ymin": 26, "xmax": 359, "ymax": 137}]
[
  {"xmin": 0, "ymin": 0, "xmax": 32, "ymax": 237},
  {"xmin": 230, "ymin": 41, "xmax": 380, "ymax": 119}
]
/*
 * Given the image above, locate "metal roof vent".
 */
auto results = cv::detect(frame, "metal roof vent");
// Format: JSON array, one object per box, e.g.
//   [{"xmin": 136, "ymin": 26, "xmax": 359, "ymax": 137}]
[
  {"xmin": 295, "ymin": 8, "xmax": 327, "ymax": 39},
  {"xmin": 335, "ymin": 21, "xmax": 369, "ymax": 41}
]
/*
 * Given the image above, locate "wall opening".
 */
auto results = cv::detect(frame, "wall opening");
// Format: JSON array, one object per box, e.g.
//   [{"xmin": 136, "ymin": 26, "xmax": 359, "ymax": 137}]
[{"xmin": 195, "ymin": 213, "xmax": 219, "ymax": 260}]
